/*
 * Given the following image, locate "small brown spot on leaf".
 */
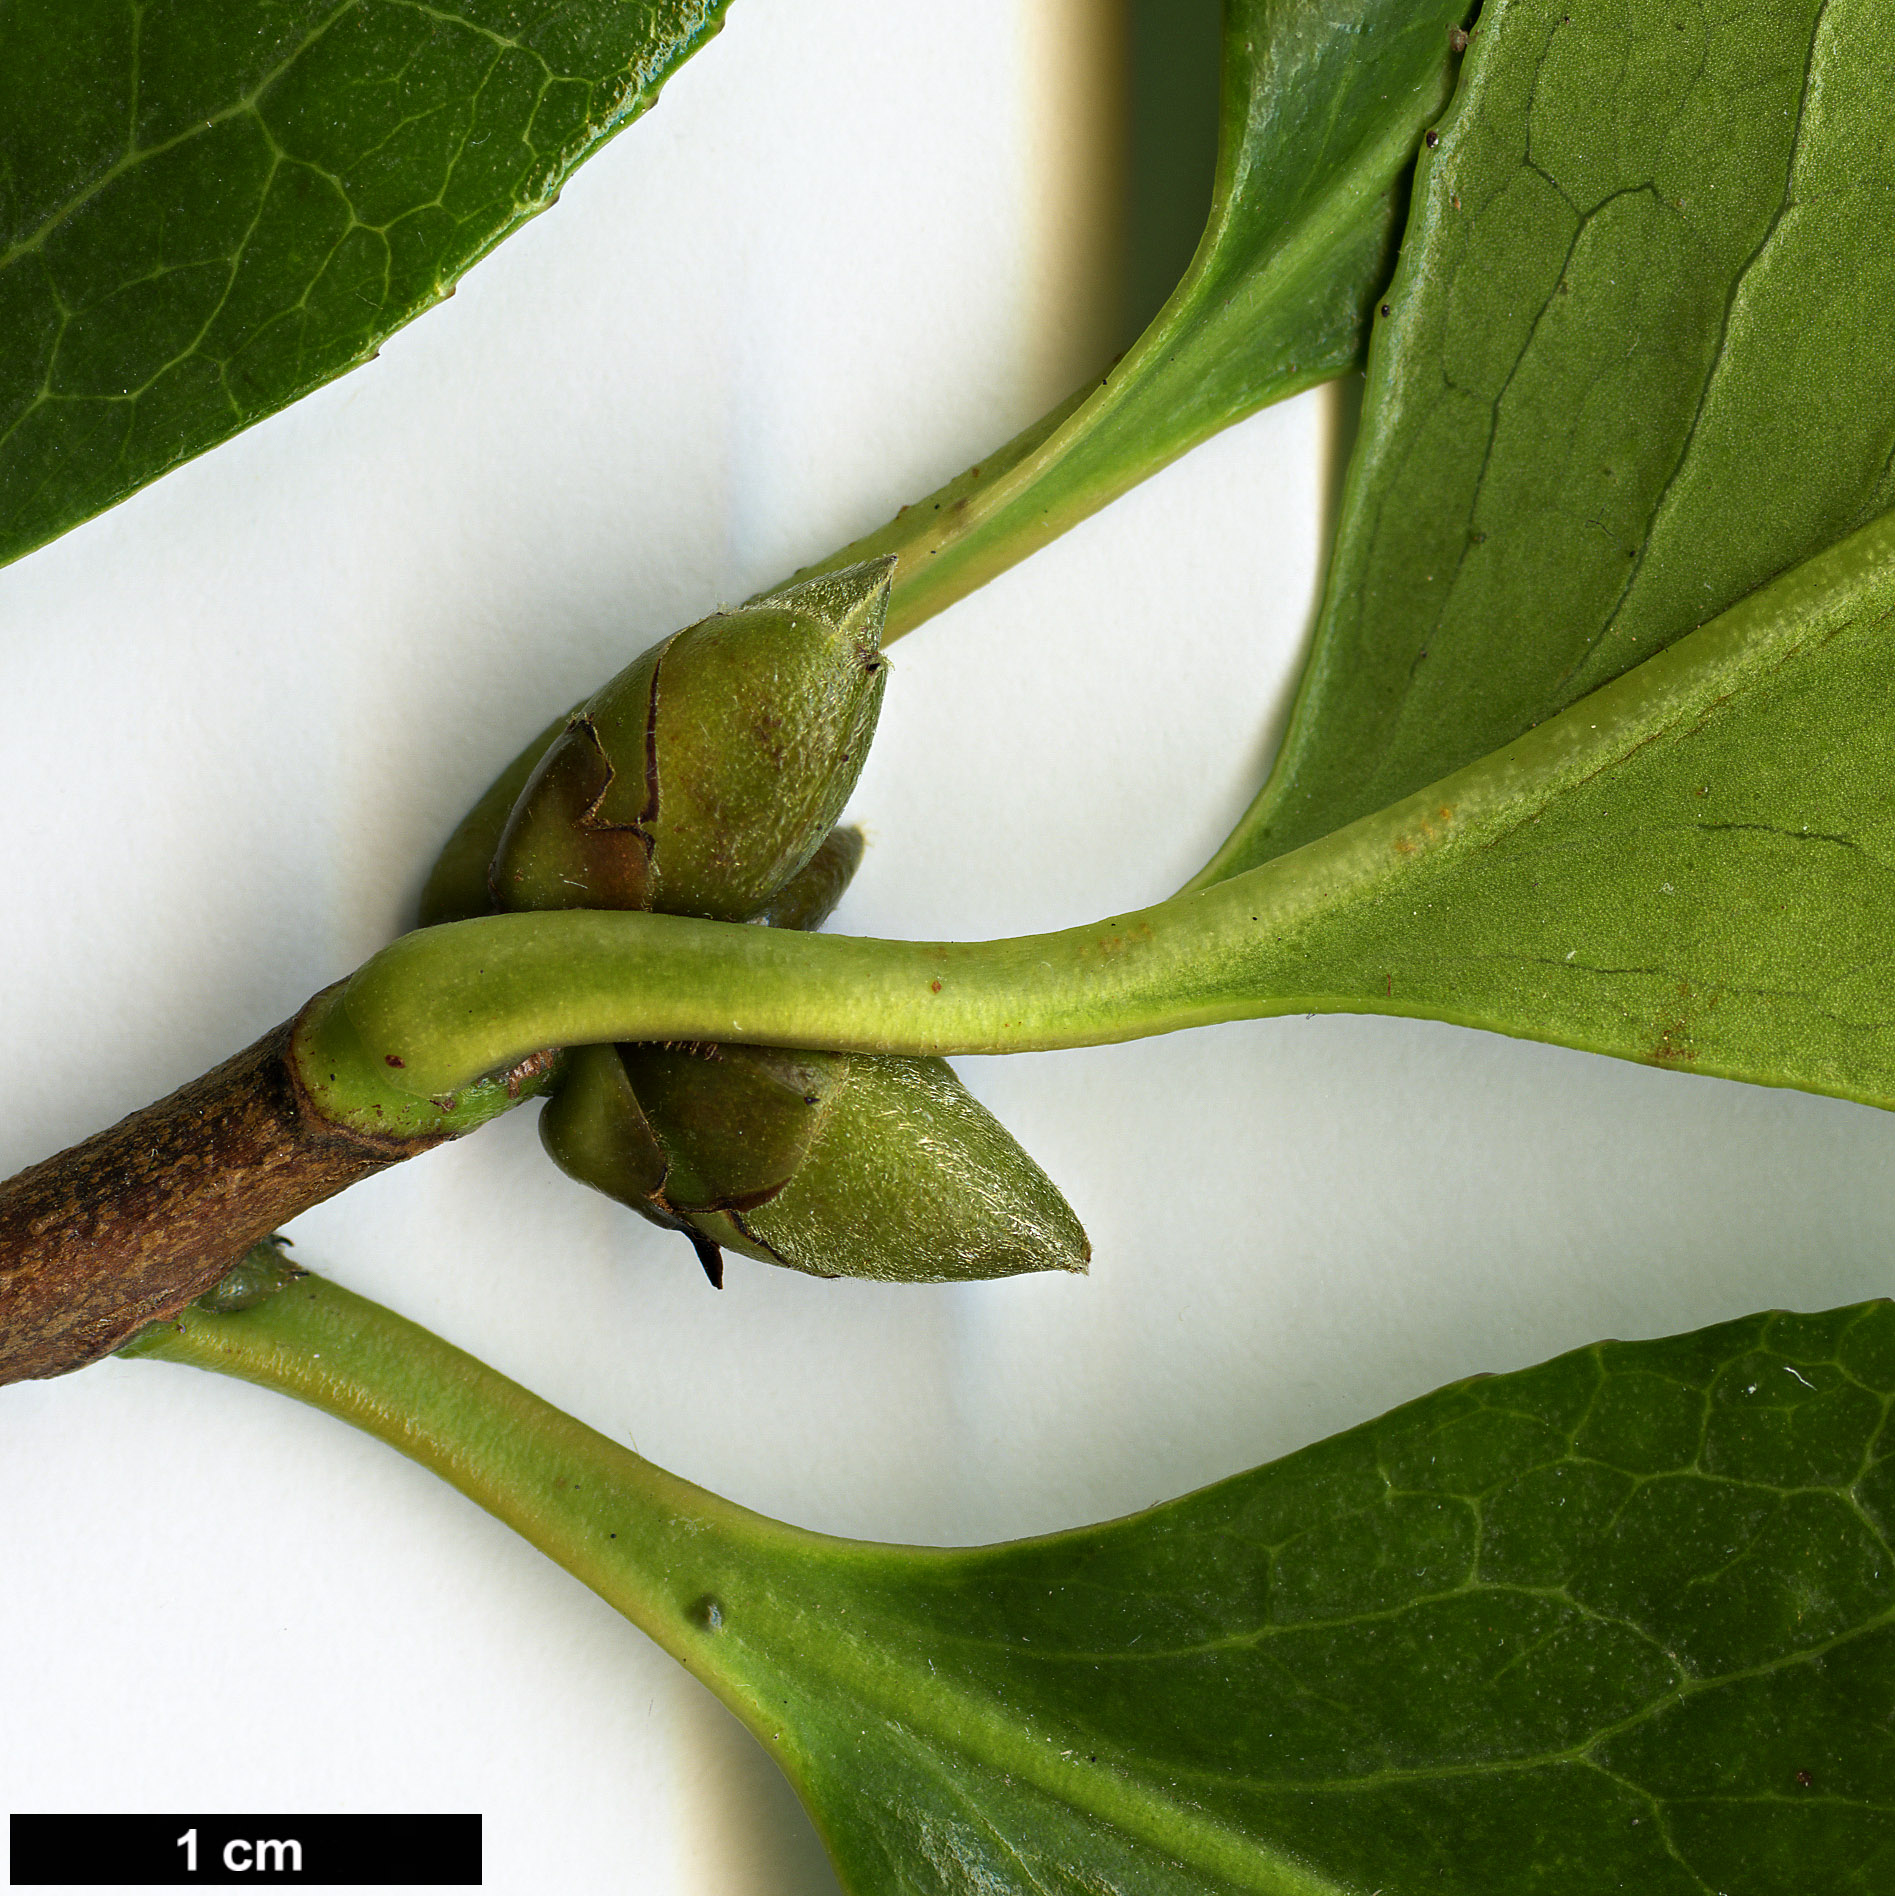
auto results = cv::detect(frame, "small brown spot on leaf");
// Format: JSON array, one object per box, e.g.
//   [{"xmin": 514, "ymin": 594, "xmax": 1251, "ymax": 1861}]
[
  {"xmin": 930, "ymin": 979, "xmax": 943, "ymax": 992},
  {"xmin": 384, "ymin": 1054, "xmax": 404, "ymax": 1068},
  {"xmin": 1450, "ymin": 24, "xmax": 1469, "ymax": 51},
  {"xmin": 1425, "ymin": 130, "xmax": 1440, "ymax": 148},
  {"xmin": 1795, "ymin": 1769, "xmax": 1814, "ymax": 1788}
]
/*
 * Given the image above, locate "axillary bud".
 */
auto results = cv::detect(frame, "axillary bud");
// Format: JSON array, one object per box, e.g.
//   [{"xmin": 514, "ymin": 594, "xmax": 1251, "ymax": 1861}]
[
  {"xmin": 492, "ymin": 552, "xmax": 1090, "ymax": 1287},
  {"xmin": 540, "ymin": 1042, "xmax": 1089, "ymax": 1286},
  {"xmin": 489, "ymin": 559, "xmax": 891, "ymax": 920}
]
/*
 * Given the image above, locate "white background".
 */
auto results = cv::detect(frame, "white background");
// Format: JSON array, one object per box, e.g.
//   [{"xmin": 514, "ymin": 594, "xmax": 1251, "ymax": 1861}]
[{"xmin": 3, "ymin": 5, "xmax": 1892, "ymax": 1892}]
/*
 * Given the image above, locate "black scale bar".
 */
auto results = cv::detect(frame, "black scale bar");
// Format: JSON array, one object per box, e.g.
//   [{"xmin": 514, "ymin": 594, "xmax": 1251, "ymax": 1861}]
[{"xmin": 9, "ymin": 1815, "xmax": 480, "ymax": 1886}]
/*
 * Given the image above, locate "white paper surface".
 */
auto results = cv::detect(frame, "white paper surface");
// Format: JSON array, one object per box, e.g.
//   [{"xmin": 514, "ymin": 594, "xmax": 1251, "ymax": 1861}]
[{"xmin": 4, "ymin": 5, "xmax": 1892, "ymax": 1892}]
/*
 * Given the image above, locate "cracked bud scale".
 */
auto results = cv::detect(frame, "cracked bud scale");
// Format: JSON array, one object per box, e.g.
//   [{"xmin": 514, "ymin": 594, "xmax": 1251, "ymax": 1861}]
[
  {"xmin": 540, "ymin": 1042, "xmax": 1089, "ymax": 1286},
  {"xmin": 489, "ymin": 559, "xmax": 892, "ymax": 921}
]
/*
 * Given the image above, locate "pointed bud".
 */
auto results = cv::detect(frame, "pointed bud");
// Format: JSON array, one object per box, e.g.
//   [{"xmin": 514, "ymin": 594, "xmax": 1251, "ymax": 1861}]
[
  {"xmin": 489, "ymin": 560, "xmax": 892, "ymax": 921},
  {"xmin": 509, "ymin": 557, "xmax": 1087, "ymax": 1287},
  {"xmin": 542, "ymin": 1042, "xmax": 1088, "ymax": 1284},
  {"xmin": 717, "ymin": 1053, "xmax": 1091, "ymax": 1282}
]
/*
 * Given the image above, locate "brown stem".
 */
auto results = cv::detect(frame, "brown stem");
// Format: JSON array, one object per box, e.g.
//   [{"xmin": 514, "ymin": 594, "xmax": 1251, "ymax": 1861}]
[{"xmin": 0, "ymin": 1015, "xmax": 443, "ymax": 1384}]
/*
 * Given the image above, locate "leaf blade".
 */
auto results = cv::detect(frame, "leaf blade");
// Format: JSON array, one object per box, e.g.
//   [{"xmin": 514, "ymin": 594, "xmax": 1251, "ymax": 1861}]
[
  {"xmin": 0, "ymin": 0, "xmax": 732, "ymax": 570},
  {"xmin": 718, "ymin": 1303, "xmax": 1895, "ymax": 1893},
  {"xmin": 1200, "ymin": 0, "xmax": 1895, "ymax": 882}
]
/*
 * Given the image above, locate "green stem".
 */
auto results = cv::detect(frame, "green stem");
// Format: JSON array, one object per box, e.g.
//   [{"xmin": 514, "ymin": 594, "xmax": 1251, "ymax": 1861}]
[
  {"xmin": 306, "ymin": 502, "xmax": 1895, "ymax": 1128},
  {"xmin": 419, "ymin": 303, "xmax": 1339, "ymax": 931},
  {"xmin": 785, "ymin": 222, "xmax": 1358, "ymax": 650}
]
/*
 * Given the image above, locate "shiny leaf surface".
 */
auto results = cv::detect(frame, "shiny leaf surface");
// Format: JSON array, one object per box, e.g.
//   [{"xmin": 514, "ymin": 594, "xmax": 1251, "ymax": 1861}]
[
  {"xmin": 0, "ymin": 0, "xmax": 730, "ymax": 569},
  {"xmin": 774, "ymin": 0, "xmax": 1477, "ymax": 640}
]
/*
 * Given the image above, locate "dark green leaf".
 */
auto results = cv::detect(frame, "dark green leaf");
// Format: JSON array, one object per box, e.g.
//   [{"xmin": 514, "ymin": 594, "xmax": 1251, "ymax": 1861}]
[
  {"xmin": 780, "ymin": 0, "xmax": 1481, "ymax": 632},
  {"xmin": 0, "ymin": 0, "xmax": 731, "ymax": 570},
  {"xmin": 1200, "ymin": 0, "xmax": 1895, "ymax": 881},
  {"xmin": 139, "ymin": 1275, "xmax": 1895, "ymax": 1894},
  {"xmin": 1085, "ymin": 0, "xmax": 1473, "ymax": 474},
  {"xmin": 718, "ymin": 1301, "xmax": 1895, "ymax": 1893}
]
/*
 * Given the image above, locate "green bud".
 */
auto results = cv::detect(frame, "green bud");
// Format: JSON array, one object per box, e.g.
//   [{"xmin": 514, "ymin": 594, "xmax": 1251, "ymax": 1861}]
[
  {"xmin": 540, "ymin": 1042, "xmax": 1089, "ymax": 1285},
  {"xmin": 535, "ymin": 1041, "xmax": 670, "ymax": 1209},
  {"xmin": 494, "ymin": 554, "xmax": 1087, "ymax": 1289},
  {"xmin": 489, "ymin": 559, "xmax": 892, "ymax": 921},
  {"xmin": 195, "ymin": 1236, "xmax": 306, "ymax": 1313}
]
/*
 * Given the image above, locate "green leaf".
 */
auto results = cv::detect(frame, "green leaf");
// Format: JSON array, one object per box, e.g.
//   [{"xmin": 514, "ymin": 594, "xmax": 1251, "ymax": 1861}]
[
  {"xmin": 0, "ymin": 0, "xmax": 730, "ymax": 571},
  {"xmin": 134, "ymin": 1273, "xmax": 1895, "ymax": 1893},
  {"xmin": 1199, "ymin": 0, "xmax": 1895, "ymax": 882},
  {"xmin": 1182, "ymin": 509, "xmax": 1895, "ymax": 1111},
  {"xmin": 1186, "ymin": 503, "xmax": 1895, "ymax": 1110}
]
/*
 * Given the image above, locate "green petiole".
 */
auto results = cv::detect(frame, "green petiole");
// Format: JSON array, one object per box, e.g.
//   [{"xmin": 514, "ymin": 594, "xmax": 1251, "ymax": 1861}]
[
  {"xmin": 304, "ymin": 502, "xmax": 1895, "ymax": 1126},
  {"xmin": 123, "ymin": 1268, "xmax": 790, "ymax": 1700}
]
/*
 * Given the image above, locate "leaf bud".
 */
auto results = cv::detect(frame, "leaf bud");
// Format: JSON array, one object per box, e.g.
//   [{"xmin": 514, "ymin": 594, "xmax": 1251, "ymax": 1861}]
[
  {"xmin": 489, "ymin": 559, "xmax": 892, "ymax": 920},
  {"xmin": 540, "ymin": 1042, "xmax": 1089, "ymax": 1285},
  {"xmin": 194, "ymin": 1236, "xmax": 307, "ymax": 1313}
]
